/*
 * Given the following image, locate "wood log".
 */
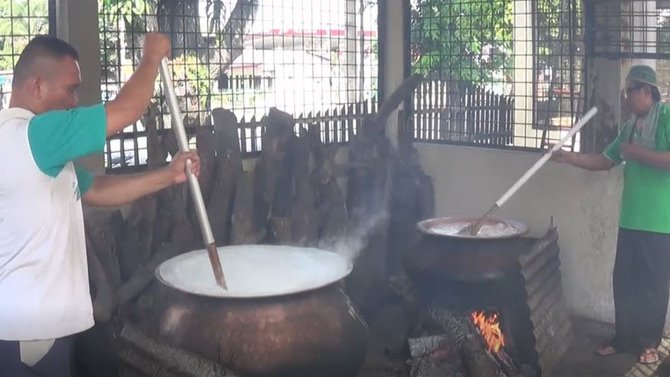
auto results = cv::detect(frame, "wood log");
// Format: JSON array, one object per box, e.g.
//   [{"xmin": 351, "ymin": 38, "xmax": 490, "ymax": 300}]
[
  {"xmin": 163, "ymin": 127, "xmax": 180, "ymax": 158},
  {"xmin": 270, "ymin": 216, "xmax": 292, "ymax": 244},
  {"xmin": 85, "ymin": 214, "xmax": 181, "ymax": 321},
  {"xmin": 426, "ymin": 308, "xmax": 501, "ymax": 377},
  {"xmin": 169, "ymin": 183, "xmax": 197, "ymax": 252},
  {"xmin": 86, "ymin": 235, "xmax": 117, "ymax": 323},
  {"xmin": 494, "ymin": 349, "xmax": 521, "ymax": 377},
  {"xmin": 119, "ymin": 323, "xmax": 240, "ymax": 377},
  {"xmin": 148, "ymin": 126, "xmax": 177, "ymax": 252},
  {"xmin": 195, "ymin": 125, "xmax": 217, "ymax": 204},
  {"xmin": 231, "ymin": 171, "xmax": 264, "ymax": 244},
  {"xmin": 119, "ymin": 196, "xmax": 157, "ymax": 280},
  {"xmin": 151, "ymin": 186, "xmax": 176, "ymax": 252},
  {"xmin": 373, "ymin": 74, "xmax": 423, "ymax": 133},
  {"xmin": 287, "ymin": 128, "xmax": 319, "ymax": 245},
  {"xmin": 387, "ymin": 138, "xmax": 435, "ymax": 275},
  {"xmin": 345, "ymin": 76, "xmax": 424, "ymax": 317},
  {"xmin": 117, "ymin": 242, "xmax": 180, "ymax": 305},
  {"xmin": 85, "ymin": 209, "xmax": 125, "ymax": 289},
  {"xmin": 145, "ymin": 103, "xmax": 167, "ymax": 170},
  {"xmin": 346, "ymin": 133, "xmax": 392, "ymax": 316},
  {"xmin": 290, "ymin": 179, "xmax": 319, "ymax": 246},
  {"xmin": 207, "ymin": 108, "xmax": 242, "ymax": 245},
  {"xmin": 253, "ymin": 108, "xmax": 295, "ymax": 232},
  {"xmin": 316, "ymin": 145, "xmax": 349, "ymax": 240},
  {"xmin": 292, "ymin": 127, "xmax": 312, "ymax": 192}
]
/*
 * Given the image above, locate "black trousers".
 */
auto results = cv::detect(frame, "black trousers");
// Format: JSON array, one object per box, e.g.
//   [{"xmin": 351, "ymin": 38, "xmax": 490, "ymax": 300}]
[
  {"xmin": 72, "ymin": 323, "xmax": 119, "ymax": 377},
  {"xmin": 0, "ymin": 337, "xmax": 72, "ymax": 377},
  {"xmin": 612, "ymin": 228, "xmax": 670, "ymax": 353}
]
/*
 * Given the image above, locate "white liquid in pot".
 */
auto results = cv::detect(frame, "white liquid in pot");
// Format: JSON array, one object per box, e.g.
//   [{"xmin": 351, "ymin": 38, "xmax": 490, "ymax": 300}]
[
  {"xmin": 427, "ymin": 221, "xmax": 518, "ymax": 238},
  {"xmin": 156, "ymin": 245, "xmax": 352, "ymax": 298}
]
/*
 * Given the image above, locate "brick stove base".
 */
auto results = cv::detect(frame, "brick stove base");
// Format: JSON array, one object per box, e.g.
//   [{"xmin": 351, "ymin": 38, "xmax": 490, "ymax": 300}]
[
  {"xmin": 518, "ymin": 226, "xmax": 573, "ymax": 376},
  {"xmin": 417, "ymin": 225, "xmax": 573, "ymax": 376}
]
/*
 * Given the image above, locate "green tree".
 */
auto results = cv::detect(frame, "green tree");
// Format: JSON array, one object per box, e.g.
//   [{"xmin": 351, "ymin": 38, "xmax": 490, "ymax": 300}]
[
  {"xmin": 411, "ymin": 0, "xmax": 576, "ymax": 88},
  {"xmin": 410, "ymin": 0, "xmax": 513, "ymax": 85},
  {"xmin": 0, "ymin": 0, "xmax": 49, "ymax": 71}
]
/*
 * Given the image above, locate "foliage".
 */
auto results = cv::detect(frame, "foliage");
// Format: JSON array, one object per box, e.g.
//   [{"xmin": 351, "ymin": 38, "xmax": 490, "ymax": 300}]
[
  {"xmin": 410, "ymin": 0, "xmax": 513, "ymax": 85},
  {"xmin": 171, "ymin": 53, "xmax": 212, "ymax": 109},
  {"xmin": 411, "ymin": 0, "xmax": 577, "ymax": 87},
  {"xmin": 661, "ymin": 8, "xmax": 670, "ymax": 54},
  {"xmin": 0, "ymin": 0, "xmax": 49, "ymax": 71},
  {"xmin": 99, "ymin": 0, "xmax": 148, "ymax": 25}
]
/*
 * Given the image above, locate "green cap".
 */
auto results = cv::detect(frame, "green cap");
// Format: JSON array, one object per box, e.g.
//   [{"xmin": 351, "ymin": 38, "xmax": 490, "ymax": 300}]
[{"xmin": 626, "ymin": 65, "xmax": 658, "ymax": 88}]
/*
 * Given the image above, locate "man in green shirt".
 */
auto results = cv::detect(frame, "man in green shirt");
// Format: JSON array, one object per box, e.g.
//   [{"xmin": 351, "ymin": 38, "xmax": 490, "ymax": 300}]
[{"xmin": 552, "ymin": 65, "xmax": 670, "ymax": 364}]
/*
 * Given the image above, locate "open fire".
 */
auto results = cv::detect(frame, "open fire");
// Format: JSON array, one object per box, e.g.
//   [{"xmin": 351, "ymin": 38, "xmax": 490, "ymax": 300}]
[{"xmin": 470, "ymin": 310, "xmax": 505, "ymax": 353}]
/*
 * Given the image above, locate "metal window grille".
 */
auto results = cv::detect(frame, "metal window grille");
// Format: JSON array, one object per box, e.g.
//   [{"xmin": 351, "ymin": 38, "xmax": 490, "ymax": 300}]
[
  {"xmin": 586, "ymin": 0, "xmax": 670, "ymax": 59},
  {"xmin": 0, "ymin": 0, "xmax": 53, "ymax": 110},
  {"xmin": 99, "ymin": 0, "xmax": 379, "ymax": 171},
  {"xmin": 586, "ymin": 0, "xmax": 670, "ymax": 101},
  {"xmin": 409, "ymin": 0, "xmax": 586, "ymax": 151}
]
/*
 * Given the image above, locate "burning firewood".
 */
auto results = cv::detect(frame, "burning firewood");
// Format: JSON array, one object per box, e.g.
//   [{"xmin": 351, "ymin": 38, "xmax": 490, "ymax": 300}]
[{"xmin": 424, "ymin": 308, "xmax": 501, "ymax": 377}]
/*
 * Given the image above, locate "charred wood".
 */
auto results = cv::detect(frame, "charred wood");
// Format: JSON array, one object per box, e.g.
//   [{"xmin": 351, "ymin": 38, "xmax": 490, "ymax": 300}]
[{"xmin": 208, "ymin": 108, "xmax": 242, "ymax": 245}]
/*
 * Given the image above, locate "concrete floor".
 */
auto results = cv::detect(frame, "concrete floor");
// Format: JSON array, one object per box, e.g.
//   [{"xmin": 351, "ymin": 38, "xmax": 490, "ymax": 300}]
[
  {"xmin": 358, "ymin": 316, "xmax": 670, "ymax": 377},
  {"xmin": 553, "ymin": 317, "xmax": 670, "ymax": 377}
]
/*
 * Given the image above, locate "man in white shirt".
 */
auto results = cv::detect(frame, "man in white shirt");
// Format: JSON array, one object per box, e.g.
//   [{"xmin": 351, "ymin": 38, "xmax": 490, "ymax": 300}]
[{"xmin": 0, "ymin": 33, "xmax": 200, "ymax": 376}]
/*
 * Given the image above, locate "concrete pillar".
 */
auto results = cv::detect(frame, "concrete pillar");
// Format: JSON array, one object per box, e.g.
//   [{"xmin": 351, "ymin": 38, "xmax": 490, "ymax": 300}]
[
  {"xmin": 581, "ymin": 0, "xmax": 659, "ymax": 152},
  {"xmin": 379, "ymin": 0, "xmax": 407, "ymax": 148},
  {"xmin": 56, "ymin": 0, "xmax": 104, "ymax": 173},
  {"xmin": 512, "ymin": 0, "xmax": 534, "ymax": 147},
  {"xmin": 583, "ymin": 58, "xmax": 625, "ymax": 152}
]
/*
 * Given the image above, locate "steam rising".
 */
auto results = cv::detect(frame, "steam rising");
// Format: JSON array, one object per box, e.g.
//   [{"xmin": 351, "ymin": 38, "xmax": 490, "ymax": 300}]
[
  {"xmin": 318, "ymin": 210, "xmax": 390, "ymax": 263},
  {"xmin": 318, "ymin": 163, "xmax": 394, "ymax": 263}
]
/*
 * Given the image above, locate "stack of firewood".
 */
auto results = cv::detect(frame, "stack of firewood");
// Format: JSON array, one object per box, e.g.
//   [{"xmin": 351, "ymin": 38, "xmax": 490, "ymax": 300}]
[{"xmin": 84, "ymin": 74, "xmax": 428, "ymax": 325}]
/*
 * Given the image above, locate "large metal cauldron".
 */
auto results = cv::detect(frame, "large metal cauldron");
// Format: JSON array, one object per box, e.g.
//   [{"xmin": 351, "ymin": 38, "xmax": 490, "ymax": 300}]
[
  {"xmin": 404, "ymin": 216, "xmax": 530, "ymax": 282},
  {"xmin": 153, "ymin": 245, "xmax": 368, "ymax": 377}
]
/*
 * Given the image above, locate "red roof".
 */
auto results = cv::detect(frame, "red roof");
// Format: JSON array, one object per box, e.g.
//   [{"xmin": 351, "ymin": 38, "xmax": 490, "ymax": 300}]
[{"xmin": 251, "ymin": 28, "xmax": 377, "ymax": 38}]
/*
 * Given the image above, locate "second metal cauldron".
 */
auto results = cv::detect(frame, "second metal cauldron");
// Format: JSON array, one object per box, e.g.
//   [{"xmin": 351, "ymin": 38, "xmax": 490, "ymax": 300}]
[
  {"xmin": 153, "ymin": 245, "xmax": 369, "ymax": 377},
  {"xmin": 404, "ymin": 216, "xmax": 530, "ymax": 282}
]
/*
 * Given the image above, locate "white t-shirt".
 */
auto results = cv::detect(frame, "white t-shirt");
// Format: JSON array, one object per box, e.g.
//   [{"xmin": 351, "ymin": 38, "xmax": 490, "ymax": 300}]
[{"xmin": 0, "ymin": 105, "xmax": 106, "ymax": 340}]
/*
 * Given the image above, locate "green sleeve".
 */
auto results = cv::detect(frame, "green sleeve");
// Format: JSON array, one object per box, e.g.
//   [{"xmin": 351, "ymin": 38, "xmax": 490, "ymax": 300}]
[
  {"xmin": 602, "ymin": 122, "xmax": 633, "ymax": 165},
  {"xmin": 660, "ymin": 104, "xmax": 670, "ymax": 148},
  {"xmin": 27, "ymin": 103, "xmax": 107, "ymax": 177},
  {"xmin": 75, "ymin": 166, "xmax": 94, "ymax": 195}
]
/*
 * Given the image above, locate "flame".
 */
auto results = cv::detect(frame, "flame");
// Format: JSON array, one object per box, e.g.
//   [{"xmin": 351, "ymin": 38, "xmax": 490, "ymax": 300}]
[{"xmin": 470, "ymin": 310, "xmax": 505, "ymax": 353}]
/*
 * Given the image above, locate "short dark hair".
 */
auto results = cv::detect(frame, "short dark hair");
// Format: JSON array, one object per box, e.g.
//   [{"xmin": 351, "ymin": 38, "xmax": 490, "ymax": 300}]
[
  {"xmin": 13, "ymin": 35, "xmax": 79, "ymax": 87},
  {"xmin": 651, "ymin": 85, "xmax": 661, "ymax": 102}
]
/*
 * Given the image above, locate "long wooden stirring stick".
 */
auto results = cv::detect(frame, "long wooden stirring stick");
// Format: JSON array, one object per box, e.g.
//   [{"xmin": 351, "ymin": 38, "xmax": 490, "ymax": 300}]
[
  {"xmin": 459, "ymin": 106, "xmax": 598, "ymax": 237},
  {"xmin": 158, "ymin": 58, "xmax": 227, "ymax": 290}
]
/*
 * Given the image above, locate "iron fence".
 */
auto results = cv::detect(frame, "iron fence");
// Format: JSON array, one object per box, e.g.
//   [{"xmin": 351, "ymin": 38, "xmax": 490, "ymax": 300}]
[
  {"xmin": 412, "ymin": 81, "xmax": 514, "ymax": 145},
  {"xmin": 586, "ymin": 0, "xmax": 670, "ymax": 59},
  {"xmin": 409, "ymin": 0, "xmax": 586, "ymax": 151},
  {"xmin": 0, "ymin": 0, "xmax": 53, "ymax": 110},
  {"xmin": 586, "ymin": 0, "xmax": 670, "ymax": 103},
  {"xmin": 99, "ymin": 0, "xmax": 379, "ymax": 170}
]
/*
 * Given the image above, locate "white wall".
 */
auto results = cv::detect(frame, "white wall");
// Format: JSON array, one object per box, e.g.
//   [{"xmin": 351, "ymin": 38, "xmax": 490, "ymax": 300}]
[{"xmin": 416, "ymin": 143, "xmax": 624, "ymax": 324}]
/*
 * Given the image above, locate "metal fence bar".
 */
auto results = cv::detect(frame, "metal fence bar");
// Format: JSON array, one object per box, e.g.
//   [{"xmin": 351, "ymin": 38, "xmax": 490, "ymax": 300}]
[
  {"xmin": 409, "ymin": 0, "xmax": 586, "ymax": 151},
  {"xmin": 100, "ymin": 0, "xmax": 380, "ymax": 170}
]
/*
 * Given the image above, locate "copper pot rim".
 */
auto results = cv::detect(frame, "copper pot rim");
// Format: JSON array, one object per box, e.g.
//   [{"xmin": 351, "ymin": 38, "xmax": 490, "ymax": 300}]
[
  {"xmin": 416, "ymin": 216, "xmax": 529, "ymax": 240},
  {"xmin": 154, "ymin": 244, "xmax": 353, "ymax": 299}
]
